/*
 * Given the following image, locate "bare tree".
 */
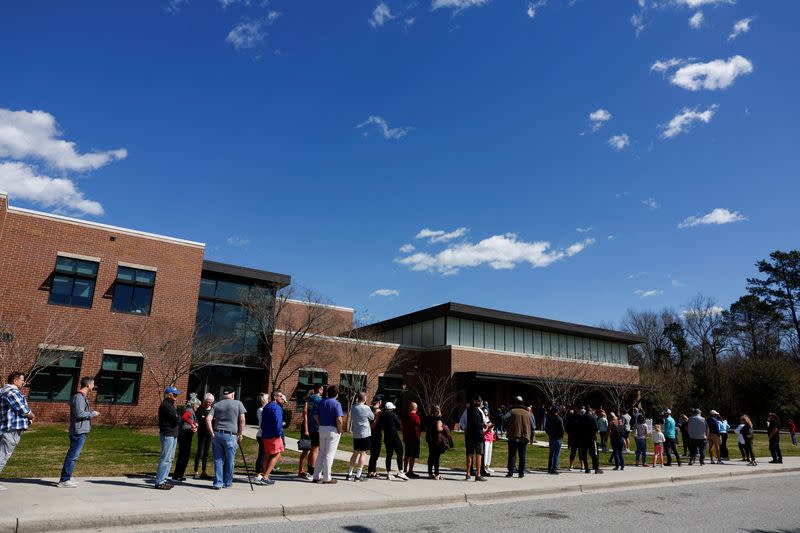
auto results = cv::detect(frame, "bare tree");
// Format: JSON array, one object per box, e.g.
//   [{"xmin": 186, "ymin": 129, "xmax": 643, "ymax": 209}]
[
  {"xmin": 0, "ymin": 306, "xmax": 84, "ymax": 383},
  {"xmin": 530, "ymin": 358, "xmax": 598, "ymax": 408},
  {"xmin": 683, "ymin": 294, "xmax": 729, "ymax": 401},
  {"xmin": 244, "ymin": 286, "xmax": 340, "ymax": 394},
  {"xmin": 412, "ymin": 372, "xmax": 458, "ymax": 420}
]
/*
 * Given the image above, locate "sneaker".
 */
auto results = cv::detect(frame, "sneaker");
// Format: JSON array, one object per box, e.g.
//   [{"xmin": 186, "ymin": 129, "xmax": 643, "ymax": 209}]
[
  {"xmin": 346, "ymin": 475, "xmax": 353, "ymax": 482},
  {"xmin": 255, "ymin": 474, "xmax": 263, "ymax": 482},
  {"xmin": 305, "ymin": 473, "xmax": 313, "ymax": 481},
  {"xmin": 58, "ymin": 480, "xmax": 78, "ymax": 488},
  {"xmin": 505, "ymin": 473, "xmax": 514, "ymax": 478},
  {"xmin": 355, "ymin": 475, "xmax": 365, "ymax": 482},
  {"xmin": 407, "ymin": 472, "xmax": 420, "ymax": 479},
  {"xmin": 396, "ymin": 472, "xmax": 409, "ymax": 481},
  {"xmin": 475, "ymin": 476, "xmax": 487, "ymax": 482},
  {"xmin": 595, "ymin": 469, "xmax": 604, "ymax": 474},
  {"xmin": 155, "ymin": 483, "xmax": 174, "ymax": 490},
  {"xmin": 260, "ymin": 478, "xmax": 275, "ymax": 486}
]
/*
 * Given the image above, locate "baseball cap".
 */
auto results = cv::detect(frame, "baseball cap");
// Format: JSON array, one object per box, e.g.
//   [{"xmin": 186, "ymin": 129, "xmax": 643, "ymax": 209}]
[
  {"xmin": 515, "ymin": 396, "xmax": 524, "ymax": 403},
  {"xmin": 164, "ymin": 386, "xmax": 180, "ymax": 396},
  {"xmin": 384, "ymin": 401, "xmax": 396, "ymax": 410},
  {"xmin": 710, "ymin": 409, "xmax": 719, "ymax": 415},
  {"xmin": 664, "ymin": 408, "xmax": 672, "ymax": 414},
  {"xmin": 222, "ymin": 386, "xmax": 236, "ymax": 395}
]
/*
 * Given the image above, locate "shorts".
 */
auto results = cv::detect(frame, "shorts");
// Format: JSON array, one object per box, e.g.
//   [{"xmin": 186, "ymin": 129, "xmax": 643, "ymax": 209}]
[
  {"xmin": 262, "ymin": 437, "xmax": 285, "ymax": 455},
  {"xmin": 354, "ymin": 436, "xmax": 371, "ymax": 451},
  {"xmin": 465, "ymin": 439, "xmax": 484, "ymax": 456},
  {"xmin": 310, "ymin": 431, "xmax": 320, "ymax": 447},
  {"xmin": 654, "ymin": 444, "xmax": 664, "ymax": 454},
  {"xmin": 404, "ymin": 441, "xmax": 420, "ymax": 459},
  {"xmin": 708, "ymin": 433, "xmax": 721, "ymax": 446}
]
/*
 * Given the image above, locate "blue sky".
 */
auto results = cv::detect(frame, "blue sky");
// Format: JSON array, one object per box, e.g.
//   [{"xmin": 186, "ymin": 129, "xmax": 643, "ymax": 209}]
[{"xmin": 1, "ymin": 0, "xmax": 797, "ymax": 328}]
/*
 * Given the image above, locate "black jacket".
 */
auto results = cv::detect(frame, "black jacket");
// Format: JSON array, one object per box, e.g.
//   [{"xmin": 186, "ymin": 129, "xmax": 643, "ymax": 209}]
[
  {"xmin": 545, "ymin": 414, "xmax": 565, "ymax": 440},
  {"xmin": 576, "ymin": 412, "xmax": 598, "ymax": 441},
  {"xmin": 158, "ymin": 399, "xmax": 180, "ymax": 437},
  {"xmin": 382, "ymin": 410, "xmax": 401, "ymax": 442}
]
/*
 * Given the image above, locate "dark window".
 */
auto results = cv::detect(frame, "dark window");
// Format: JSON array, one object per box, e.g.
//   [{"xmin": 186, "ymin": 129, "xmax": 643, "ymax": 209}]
[
  {"xmin": 48, "ymin": 256, "xmax": 98, "ymax": 308},
  {"xmin": 338, "ymin": 372, "xmax": 367, "ymax": 412},
  {"xmin": 111, "ymin": 266, "xmax": 156, "ymax": 315},
  {"xmin": 295, "ymin": 369, "xmax": 327, "ymax": 411},
  {"xmin": 28, "ymin": 350, "xmax": 83, "ymax": 402},
  {"xmin": 377, "ymin": 375, "xmax": 404, "ymax": 405},
  {"xmin": 96, "ymin": 354, "xmax": 143, "ymax": 404}
]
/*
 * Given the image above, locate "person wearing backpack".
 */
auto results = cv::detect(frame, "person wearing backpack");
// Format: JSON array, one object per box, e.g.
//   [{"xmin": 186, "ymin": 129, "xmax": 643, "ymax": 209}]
[{"xmin": 426, "ymin": 405, "xmax": 452, "ymax": 479}]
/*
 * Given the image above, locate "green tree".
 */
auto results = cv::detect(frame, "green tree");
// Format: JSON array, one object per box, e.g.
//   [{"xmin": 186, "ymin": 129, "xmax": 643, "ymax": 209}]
[
  {"xmin": 730, "ymin": 357, "xmax": 800, "ymax": 427},
  {"xmin": 724, "ymin": 295, "xmax": 785, "ymax": 360},
  {"xmin": 747, "ymin": 250, "xmax": 800, "ymax": 360}
]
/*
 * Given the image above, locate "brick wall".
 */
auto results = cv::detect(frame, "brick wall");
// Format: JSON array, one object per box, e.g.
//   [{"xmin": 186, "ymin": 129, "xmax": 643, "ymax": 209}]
[{"xmin": 0, "ymin": 201, "xmax": 204, "ymax": 424}]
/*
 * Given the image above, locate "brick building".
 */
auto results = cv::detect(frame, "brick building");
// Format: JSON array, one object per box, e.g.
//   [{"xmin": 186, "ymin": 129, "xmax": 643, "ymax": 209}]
[{"xmin": 0, "ymin": 192, "xmax": 644, "ymax": 425}]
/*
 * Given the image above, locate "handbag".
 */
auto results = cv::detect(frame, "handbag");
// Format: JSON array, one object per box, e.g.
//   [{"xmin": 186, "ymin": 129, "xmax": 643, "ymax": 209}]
[{"xmin": 298, "ymin": 437, "xmax": 312, "ymax": 450}]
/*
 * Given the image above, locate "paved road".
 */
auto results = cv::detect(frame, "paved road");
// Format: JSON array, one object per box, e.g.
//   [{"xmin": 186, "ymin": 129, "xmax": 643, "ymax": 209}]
[{"xmin": 164, "ymin": 474, "xmax": 800, "ymax": 533}]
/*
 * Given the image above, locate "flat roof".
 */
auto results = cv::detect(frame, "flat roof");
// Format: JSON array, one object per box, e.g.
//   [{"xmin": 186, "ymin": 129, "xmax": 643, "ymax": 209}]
[
  {"xmin": 367, "ymin": 302, "xmax": 646, "ymax": 344},
  {"xmin": 202, "ymin": 260, "xmax": 291, "ymax": 288}
]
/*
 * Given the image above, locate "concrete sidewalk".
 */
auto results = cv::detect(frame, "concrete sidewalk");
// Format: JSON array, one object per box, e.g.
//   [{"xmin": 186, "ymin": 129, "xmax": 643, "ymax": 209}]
[{"xmin": 1, "ymin": 457, "xmax": 798, "ymax": 533}]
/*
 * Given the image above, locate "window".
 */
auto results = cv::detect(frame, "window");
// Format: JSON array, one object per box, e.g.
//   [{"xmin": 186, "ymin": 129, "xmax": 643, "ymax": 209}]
[
  {"xmin": 339, "ymin": 372, "xmax": 367, "ymax": 411},
  {"xmin": 377, "ymin": 375, "xmax": 403, "ymax": 405},
  {"xmin": 295, "ymin": 369, "xmax": 327, "ymax": 410},
  {"xmin": 96, "ymin": 353, "xmax": 143, "ymax": 404},
  {"xmin": 111, "ymin": 266, "xmax": 156, "ymax": 315},
  {"xmin": 28, "ymin": 350, "xmax": 83, "ymax": 402},
  {"xmin": 48, "ymin": 256, "xmax": 98, "ymax": 308}
]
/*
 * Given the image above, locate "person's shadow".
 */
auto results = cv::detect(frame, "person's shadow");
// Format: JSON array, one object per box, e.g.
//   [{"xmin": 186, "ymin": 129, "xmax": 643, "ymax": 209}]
[{"xmin": 0, "ymin": 478, "xmax": 59, "ymax": 487}]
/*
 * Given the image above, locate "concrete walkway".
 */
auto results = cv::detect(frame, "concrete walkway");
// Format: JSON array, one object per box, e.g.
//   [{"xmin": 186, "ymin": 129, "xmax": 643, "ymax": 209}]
[{"xmin": 0, "ymin": 457, "xmax": 797, "ymax": 532}]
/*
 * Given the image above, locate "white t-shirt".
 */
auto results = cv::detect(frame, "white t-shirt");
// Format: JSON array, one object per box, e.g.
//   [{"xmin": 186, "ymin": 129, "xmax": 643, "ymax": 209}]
[{"xmin": 734, "ymin": 423, "xmax": 745, "ymax": 444}]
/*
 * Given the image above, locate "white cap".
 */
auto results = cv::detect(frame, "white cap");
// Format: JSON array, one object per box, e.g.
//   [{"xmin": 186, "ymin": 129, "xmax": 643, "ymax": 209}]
[
  {"xmin": 384, "ymin": 402, "xmax": 396, "ymax": 410},
  {"xmin": 515, "ymin": 396, "xmax": 524, "ymax": 402},
  {"xmin": 710, "ymin": 409, "xmax": 719, "ymax": 415}
]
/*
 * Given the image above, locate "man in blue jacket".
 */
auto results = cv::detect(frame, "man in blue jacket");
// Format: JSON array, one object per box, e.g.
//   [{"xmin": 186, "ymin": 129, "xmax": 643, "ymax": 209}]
[{"xmin": 259, "ymin": 391, "xmax": 286, "ymax": 485}]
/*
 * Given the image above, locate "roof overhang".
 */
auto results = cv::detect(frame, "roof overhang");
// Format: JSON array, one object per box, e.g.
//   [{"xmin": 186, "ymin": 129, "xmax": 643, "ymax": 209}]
[{"xmin": 202, "ymin": 260, "xmax": 291, "ymax": 288}]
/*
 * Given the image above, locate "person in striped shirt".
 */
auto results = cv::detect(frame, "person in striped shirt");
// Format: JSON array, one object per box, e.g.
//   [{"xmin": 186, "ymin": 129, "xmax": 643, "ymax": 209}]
[{"xmin": 0, "ymin": 371, "xmax": 36, "ymax": 491}]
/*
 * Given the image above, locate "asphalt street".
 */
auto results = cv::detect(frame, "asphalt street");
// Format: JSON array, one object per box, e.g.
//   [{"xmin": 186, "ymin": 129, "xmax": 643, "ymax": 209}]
[{"xmin": 164, "ymin": 474, "xmax": 800, "ymax": 533}]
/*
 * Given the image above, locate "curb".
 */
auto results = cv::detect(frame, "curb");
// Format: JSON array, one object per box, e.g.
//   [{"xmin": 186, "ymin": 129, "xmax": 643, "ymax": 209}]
[{"xmin": 7, "ymin": 466, "xmax": 800, "ymax": 532}]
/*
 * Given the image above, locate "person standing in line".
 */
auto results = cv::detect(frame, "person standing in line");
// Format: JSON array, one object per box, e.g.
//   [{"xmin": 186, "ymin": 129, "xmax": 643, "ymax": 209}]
[
  {"xmin": 719, "ymin": 416, "xmax": 730, "ymax": 461},
  {"xmin": 155, "ymin": 386, "xmax": 181, "ymax": 490},
  {"xmin": 206, "ymin": 386, "xmax": 247, "ymax": 489},
  {"xmin": 313, "ymin": 384, "xmax": 345, "ymax": 484},
  {"xmin": 381, "ymin": 401, "xmax": 406, "ymax": 480},
  {"xmin": 402, "ymin": 402, "xmax": 422, "ymax": 478},
  {"xmin": 651, "ymin": 424, "xmax": 665, "ymax": 468},
  {"xmin": 564, "ymin": 409, "xmax": 583, "ymax": 472},
  {"xmin": 734, "ymin": 420, "xmax": 747, "ymax": 460},
  {"xmin": 706, "ymin": 410, "xmax": 723, "ymax": 464},
  {"xmin": 634, "ymin": 413, "xmax": 649, "ymax": 467},
  {"xmin": 299, "ymin": 384, "xmax": 323, "ymax": 479},
  {"xmin": 545, "ymin": 406, "xmax": 565, "ymax": 475},
  {"xmin": 258, "ymin": 391, "xmax": 285, "ymax": 486},
  {"xmin": 482, "ymin": 408, "xmax": 496, "ymax": 475},
  {"xmin": 577, "ymin": 408, "xmax": 603, "ymax": 474},
  {"xmin": 58, "ymin": 377, "xmax": 100, "ymax": 488},
  {"xmin": 740, "ymin": 415, "xmax": 757, "ymax": 466},
  {"xmin": 426, "ymin": 405, "xmax": 451, "ymax": 479},
  {"xmin": 347, "ymin": 392, "xmax": 374, "ymax": 482},
  {"xmin": 503, "ymin": 396, "xmax": 532, "ymax": 478},
  {"xmin": 254, "ymin": 392, "xmax": 269, "ymax": 480},
  {"xmin": 609, "ymin": 413, "xmax": 625, "ymax": 470},
  {"xmin": 687, "ymin": 409, "xmax": 708, "ymax": 466},
  {"xmin": 767, "ymin": 412, "xmax": 783, "ymax": 464},
  {"xmin": 193, "ymin": 393, "xmax": 214, "ymax": 480},
  {"xmin": 597, "ymin": 410, "xmax": 609, "ymax": 452},
  {"xmin": 0, "ymin": 372, "xmax": 36, "ymax": 491},
  {"xmin": 679, "ymin": 414, "xmax": 690, "ymax": 457},
  {"xmin": 788, "ymin": 419, "xmax": 798, "ymax": 447},
  {"xmin": 172, "ymin": 394, "xmax": 200, "ymax": 482},
  {"xmin": 367, "ymin": 397, "xmax": 383, "ymax": 478},
  {"xmin": 465, "ymin": 395, "xmax": 487, "ymax": 482},
  {"xmin": 662, "ymin": 409, "xmax": 682, "ymax": 467},
  {"xmin": 622, "ymin": 410, "xmax": 632, "ymax": 453}
]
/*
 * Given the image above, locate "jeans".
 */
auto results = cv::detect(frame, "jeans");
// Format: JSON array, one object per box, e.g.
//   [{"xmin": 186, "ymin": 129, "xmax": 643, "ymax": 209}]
[
  {"xmin": 635, "ymin": 436, "xmax": 647, "ymax": 465},
  {"xmin": 664, "ymin": 437, "xmax": 681, "ymax": 465},
  {"xmin": 548, "ymin": 438, "xmax": 562, "ymax": 473},
  {"xmin": 194, "ymin": 431, "xmax": 212, "ymax": 473},
  {"xmin": 690, "ymin": 438, "xmax": 706, "ymax": 464},
  {"xmin": 579, "ymin": 439, "xmax": 599, "ymax": 472},
  {"xmin": 599, "ymin": 431, "xmax": 608, "ymax": 450},
  {"xmin": 428, "ymin": 449, "xmax": 441, "ymax": 476},
  {"xmin": 315, "ymin": 427, "xmax": 341, "ymax": 481},
  {"xmin": 156, "ymin": 434, "xmax": 178, "ymax": 485},
  {"xmin": 59, "ymin": 432, "xmax": 88, "ymax": 482},
  {"xmin": 611, "ymin": 438, "xmax": 625, "ymax": 468},
  {"xmin": 769, "ymin": 438, "xmax": 783, "ymax": 462},
  {"xmin": 368, "ymin": 433, "xmax": 382, "ymax": 474},
  {"xmin": 0, "ymin": 430, "xmax": 23, "ymax": 474},
  {"xmin": 212, "ymin": 432, "xmax": 238, "ymax": 488},
  {"xmin": 507, "ymin": 438, "xmax": 528, "ymax": 475},
  {"xmin": 172, "ymin": 429, "xmax": 194, "ymax": 479}
]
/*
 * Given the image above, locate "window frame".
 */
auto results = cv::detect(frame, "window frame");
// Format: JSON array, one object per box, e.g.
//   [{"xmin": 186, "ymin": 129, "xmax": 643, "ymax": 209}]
[
  {"xmin": 111, "ymin": 266, "xmax": 156, "ymax": 316},
  {"xmin": 295, "ymin": 369, "xmax": 328, "ymax": 411},
  {"xmin": 48, "ymin": 256, "xmax": 99, "ymax": 309},
  {"xmin": 27, "ymin": 349, "xmax": 83, "ymax": 403},
  {"xmin": 95, "ymin": 352, "xmax": 143, "ymax": 405}
]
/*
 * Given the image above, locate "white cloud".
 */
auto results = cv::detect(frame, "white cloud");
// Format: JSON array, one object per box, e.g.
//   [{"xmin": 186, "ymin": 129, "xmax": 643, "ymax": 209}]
[
  {"xmin": 267, "ymin": 11, "xmax": 281, "ymax": 23},
  {"xmin": 432, "ymin": 0, "xmax": 489, "ymax": 12},
  {"xmin": 661, "ymin": 104, "xmax": 718, "ymax": 139},
  {"xmin": 607, "ymin": 234, "xmax": 617, "ymax": 240},
  {"xmin": 650, "ymin": 58, "xmax": 687, "ymax": 73},
  {"xmin": 0, "ymin": 108, "xmax": 127, "ymax": 171},
  {"xmin": 689, "ymin": 11, "xmax": 703, "ymax": 28},
  {"xmin": 608, "ymin": 134, "xmax": 630, "ymax": 150},
  {"xmin": 678, "ymin": 207, "xmax": 747, "ymax": 228},
  {"xmin": 589, "ymin": 108, "xmax": 612, "ymax": 132},
  {"xmin": 164, "ymin": 0, "xmax": 189, "ymax": 14},
  {"xmin": 526, "ymin": 0, "xmax": 546, "ymax": 19},
  {"xmin": 642, "ymin": 197, "xmax": 658, "ymax": 210},
  {"xmin": 399, "ymin": 243, "xmax": 416, "ymax": 253},
  {"xmin": 226, "ymin": 21, "xmax": 266, "ymax": 50},
  {"xmin": 669, "ymin": 56, "xmax": 753, "ymax": 91},
  {"xmin": 370, "ymin": 2, "xmax": 394, "ymax": 28},
  {"xmin": 416, "ymin": 227, "xmax": 468, "ymax": 243},
  {"xmin": 682, "ymin": 306, "xmax": 724, "ymax": 318},
  {"xmin": 370, "ymin": 289, "xmax": 400, "ymax": 298},
  {"xmin": 674, "ymin": 0, "xmax": 733, "ymax": 6},
  {"xmin": 396, "ymin": 234, "xmax": 595, "ymax": 275},
  {"xmin": 669, "ymin": 276, "xmax": 686, "ymax": 287},
  {"xmin": 226, "ymin": 235, "xmax": 250, "ymax": 247},
  {"xmin": 576, "ymin": 226, "xmax": 593, "ymax": 233},
  {"xmin": 728, "ymin": 17, "xmax": 751, "ymax": 40},
  {"xmin": 0, "ymin": 161, "xmax": 103, "ymax": 216},
  {"xmin": 631, "ymin": 12, "xmax": 645, "ymax": 36},
  {"xmin": 634, "ymin": 289, "xmax": 663, "ymax": 298},
  {"xmin": 404, "ymin": 17, "xmax": 416, "ymax": 27},
  {"xmin": 356, "ymin": 116, "xmax": 413, "ymax": 140}
]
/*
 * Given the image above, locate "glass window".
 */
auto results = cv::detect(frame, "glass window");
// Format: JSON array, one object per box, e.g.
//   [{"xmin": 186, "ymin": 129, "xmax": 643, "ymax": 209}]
[
  {"xmin": 484, "ymin": 322, "xmax": 495, "ymax": 350},
  {"xmin": 592, "ymin": 339, "xmax": 600, "ymax": 361},
  {"xmin": 199, "ymin": 277, "xmax": 216, "ymax": 298},
  {"xmin": 459, "ymin": 319, "xmax": 474, "ymax": 347},
  {"xmin": 377, "ymin": 375, "xmax": 403, "ymax": 405},
  {"xmin": 392, "ymin": 328, "xmax": 402, "ymax": 344},
  {"xmin": 422, "ymin": 320, "xmax": 434, "ymax": 346},
  {"xmin": 48, "ymin": 256, "xmax": 98, "ymax": 308},
  {"xmin": 215, "ymin": 280, "xmax": 250, "ymax": 302},
  {"xmin": 412, "ymin": 322, "xmax": 423, "ymax": 346},
  {"xmin": 494, "ymin": 324, "xmax": 505, "ymax": 351},
  {"xmin": 473, "ymin": 321, "xmax": 485, "ymax": 349},
  {"xmin": 433, "ymin": 318, "xmax": 445, "ymax": 346},
  {"xmin": 96, "ymin": 354, "xmax": 143, "ymax": 404},
  {"xmin": 296, "ymin": 369, "xmax": 327, "ymax": 410},
  {"xmin": 532, "ymin": 330, "xmax": 542, "ymax": 355},
  {"xmin": 338, "ymin": 372, "xmax": 366, "ymax": 412},
  {"xmin": 112, "ymin": 266, "xmax": 156, "ymax": 315},
  {"xmin": 514, "ymin": 328, "xmax": 524, "ymax": 354},
  {"xmin": 523, "ymin": 329, "xmax": 533, "ymax": 355},
  {"xmin": 446, "ymin": 317, "xmax": 459, "ymax": 345},
  {"xmin": 505, "ymin": 326, "xmax": 515, "ymax": 352},
  {"xmin": 541, "ymin": 332, "xmax": 551, "ymax": 356},
  {"xmin": 28, "ymin": 351, "xmax": 83, "ymax": 402}
]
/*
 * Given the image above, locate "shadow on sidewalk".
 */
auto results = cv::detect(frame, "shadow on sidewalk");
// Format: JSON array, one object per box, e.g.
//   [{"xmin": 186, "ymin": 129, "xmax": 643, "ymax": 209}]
[
  {"xmin": 86, "ymin": 479, "xmax": 155, "ymax": 490},
  {"xmin": 0, "ymin": 478, "xmax": 58, "ymax": 487}
]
